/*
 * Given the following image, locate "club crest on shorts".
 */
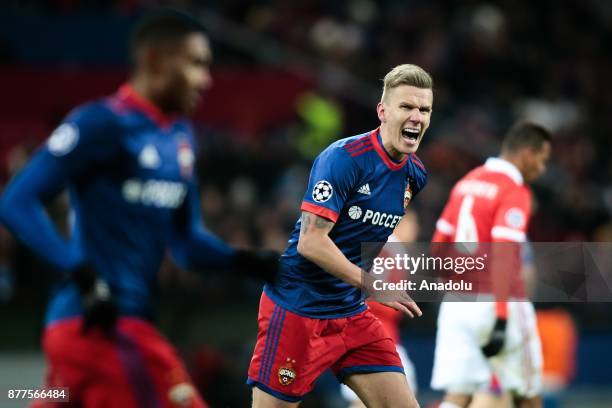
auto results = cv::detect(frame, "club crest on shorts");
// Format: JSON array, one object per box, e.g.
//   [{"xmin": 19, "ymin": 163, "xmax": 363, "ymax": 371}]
[
  {"xmin": 278, "ymin": 358, "xmax": 297, "ymax": 386},
  {"xmin": 404, "ymin": 180, "xmax": 413, "ymax": 210},
  {"xmin": 168, "ymin": 382, "xmax": 195, "ymax": 407},
  {"xmin": 312, "ymin": 180, "xmax": 333, "ymax": 203}
]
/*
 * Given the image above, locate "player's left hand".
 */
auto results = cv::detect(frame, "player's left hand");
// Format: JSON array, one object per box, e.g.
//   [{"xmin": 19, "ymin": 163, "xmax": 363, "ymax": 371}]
[
  {"xmin": 234, "ymin": 249, "xmax": 280, "ymax": 283},
  {"xmin": 378, "ymin": 293, "xmax": 422, "ymax": 318},
  {"xmin": 481, "ymin": 318, "xmax": 507, "ymax": 357},
  {"xmin": 360, "ymin": 271, "xmax": 422, "ymax": 317},
  {"xmin": 72, "ymin": 264, "xmax": 118, "ymax": 335}
]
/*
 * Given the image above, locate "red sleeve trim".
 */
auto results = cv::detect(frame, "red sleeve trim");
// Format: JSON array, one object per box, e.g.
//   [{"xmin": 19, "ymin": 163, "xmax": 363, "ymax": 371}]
[{"xmin": 300, "ymin": 202, "xmax": 339, "ymax": 223}]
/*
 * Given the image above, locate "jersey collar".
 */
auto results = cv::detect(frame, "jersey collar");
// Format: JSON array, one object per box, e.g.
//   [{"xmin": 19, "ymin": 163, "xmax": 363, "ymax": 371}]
[
  {"xmin": 484, "ymin": 157, "xmax": 524, "ymax": 185},
  {"xmin": 369, "ymin": 128, "xmax": 409, "ymax": 171},
  {"xmin": 117, "ymin": 83, "xmax": 177, "ymax": 129}
]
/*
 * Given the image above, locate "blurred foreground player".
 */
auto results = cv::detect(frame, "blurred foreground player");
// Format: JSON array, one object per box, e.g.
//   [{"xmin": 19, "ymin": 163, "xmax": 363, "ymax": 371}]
[
  {"xmin": 0, "ymin": 11, "xmax": 276, "ymax": 408},
  {"xmin": 431, "ymin": 122, "xmax": 552, "ymax": 408},
  {"xmin": 248, "ymin": 64, "xmax": 431, "ymax": 407},
  {"xmin": 340, "ymin": 210, "xmax": 420, "ymax": 407}
]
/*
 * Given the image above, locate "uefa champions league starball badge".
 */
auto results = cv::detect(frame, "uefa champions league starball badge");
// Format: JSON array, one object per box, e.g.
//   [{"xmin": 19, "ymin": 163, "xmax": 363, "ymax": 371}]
[{"xmin": 312, "ymin": 180, "xmax": 333, "ymax": 203}]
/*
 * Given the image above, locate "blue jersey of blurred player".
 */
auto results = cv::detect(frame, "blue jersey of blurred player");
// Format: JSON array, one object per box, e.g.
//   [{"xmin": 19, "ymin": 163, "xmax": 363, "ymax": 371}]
[
  {"xmin": 248, "ymin": 64, "xmax": 432, "ymax": 408},
  {"xmin": 0, "ymin": 11, "xmax": 276, "ymax": 408}
]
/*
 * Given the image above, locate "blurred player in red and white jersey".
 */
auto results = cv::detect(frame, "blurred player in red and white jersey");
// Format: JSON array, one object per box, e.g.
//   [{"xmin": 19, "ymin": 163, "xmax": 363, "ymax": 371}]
[
  {"xmin": 430, "ymin": 122, "xmax": 552, "ymax": 408},
  {"xmin": 340, "ymin": 210, "xmax": 420, "ymax": 407}
]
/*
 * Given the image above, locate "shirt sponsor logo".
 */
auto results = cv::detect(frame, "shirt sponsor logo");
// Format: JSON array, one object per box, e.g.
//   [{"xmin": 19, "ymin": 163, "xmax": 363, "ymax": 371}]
[
  {"xmin": 122, "ymin": 178, "xmax": 187, "ymax": 209},
  {"xmin": 47, "ymin": 123, "xmax": 79, "ymax": 156},
  {"xmin": 348, "ymin": 205, "xmax": 362, "ymax": 220},
  {"xmin": 312, "ymin": 180, "xmax": 333, "ymax": 203},
  {"xmin": 347, "ymin": 206, "xmax": 402, "ymax": 229}
]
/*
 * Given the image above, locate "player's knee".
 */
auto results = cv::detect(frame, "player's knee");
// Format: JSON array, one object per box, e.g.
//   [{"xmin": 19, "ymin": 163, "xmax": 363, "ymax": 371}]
[
  {"xmin": 406, "ymin": 391, "xmax": 420, "ymax": 408},
  {"xmin": 345, "ymin": 373, "xmax": 419, "ymax": 408}
]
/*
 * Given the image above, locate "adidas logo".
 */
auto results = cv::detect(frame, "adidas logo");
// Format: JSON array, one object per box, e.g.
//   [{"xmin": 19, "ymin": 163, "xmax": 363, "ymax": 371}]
[{"xmin": 357, "ymin": 184, "xmax": 371, "ymax": 195}]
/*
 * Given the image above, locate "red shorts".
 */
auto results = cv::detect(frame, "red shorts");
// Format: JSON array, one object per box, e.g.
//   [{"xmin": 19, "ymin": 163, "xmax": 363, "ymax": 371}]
[
  {"xmin": 247, "ymin": 292, "xmax": 403, "ymax": 402},
  {"xmin": 32, "ymin": 317, "xmax": 207, "ymax": 408}
]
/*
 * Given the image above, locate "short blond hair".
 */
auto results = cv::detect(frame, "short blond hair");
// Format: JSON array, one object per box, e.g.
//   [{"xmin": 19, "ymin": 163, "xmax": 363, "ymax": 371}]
[{"xmin": 381, "ymin": 64, "xmax": 433, "ymax": 101}]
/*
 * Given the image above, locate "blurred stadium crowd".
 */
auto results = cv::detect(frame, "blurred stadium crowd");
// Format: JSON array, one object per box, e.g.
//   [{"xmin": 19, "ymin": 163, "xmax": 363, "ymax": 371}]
[{"xmin": 0, "ymin": 0, "xmax": 611, "ymax": 406}]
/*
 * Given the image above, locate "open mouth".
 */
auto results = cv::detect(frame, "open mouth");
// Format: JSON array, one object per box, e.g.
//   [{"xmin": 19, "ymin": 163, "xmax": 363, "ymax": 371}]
[{"xmin": 401, "ymin": 127, "xmax": 420, "ymax": 143}]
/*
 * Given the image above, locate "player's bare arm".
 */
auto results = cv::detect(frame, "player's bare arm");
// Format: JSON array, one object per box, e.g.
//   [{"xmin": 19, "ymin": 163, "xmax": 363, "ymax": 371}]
[
  {"xmin": 297, "ymin": 211, "xmax": 421, "ymax": 317},
  {"xmin": 297, "ymin": 211, "xmax": 363, "ymax": 287}
]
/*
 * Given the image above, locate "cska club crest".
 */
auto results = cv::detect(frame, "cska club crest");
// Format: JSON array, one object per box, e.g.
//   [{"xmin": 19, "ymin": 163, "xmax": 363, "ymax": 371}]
[
  {"xmin": 176, "ymin": 135, "xmax": 195, "ymax": 179},
  {"xmin": 278, "ymin": 358, "xmax": 297, "ymax": 386},
  {"xmin": 404, "ymin": 180, "xmax": 413, "ymax": 210}
]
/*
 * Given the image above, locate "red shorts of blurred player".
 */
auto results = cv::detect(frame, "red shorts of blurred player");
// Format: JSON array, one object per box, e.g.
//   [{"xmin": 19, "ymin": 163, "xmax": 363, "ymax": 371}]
[
  {"xmin": 247, "ymin": 292, "xmax": 403, "ymax": 402},
  {"xmin": 31, "ymin": 316, "xmax": 207, "ymax": 408}
]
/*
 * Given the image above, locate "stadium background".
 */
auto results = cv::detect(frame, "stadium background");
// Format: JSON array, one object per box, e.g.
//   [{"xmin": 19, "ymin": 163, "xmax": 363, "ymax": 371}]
[{"xmin": 0, "ymin": 1, "xmax": 610, "ymax": 406}]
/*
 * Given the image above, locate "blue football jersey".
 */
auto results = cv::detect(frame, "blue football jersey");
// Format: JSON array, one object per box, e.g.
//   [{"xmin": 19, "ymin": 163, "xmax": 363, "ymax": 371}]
[
  {"xmin": 265, "ymin": 129, "xmax": 427, "ymax": 318},
  {"xmin": 0, "ymin": 85, "xmax": 235, "ymax": 324}
]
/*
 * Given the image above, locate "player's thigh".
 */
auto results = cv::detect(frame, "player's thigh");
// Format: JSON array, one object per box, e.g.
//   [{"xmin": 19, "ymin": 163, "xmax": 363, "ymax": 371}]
[
  {"xmin": 248, "ymin": 292, "xmax": 346, "ymax": 402},
  {"xmin": 81, "ymin": 380, "xmax": 140, "ymax": 408},
  {"xmin": 469, "ymin": 392, "xmax": 513, "ymax": 408},
  {"xmin": 340, "ymin": 383, "xmax": 367, "ymax": 408},
  {"xmin": 252, "ymin": 386, "xmax": 300, "ymax": 408},
  {"xmin": 42, "ymin": 318, "xmax": 141, "ymax": 407},
  {"xmin": 340, "ymin": 344, "xmax": 417, "ymax": 407},
  {"xmin": 442, "ymin": 393, "xmax": 471, "ymax": 408},
  {"xmin": 492, "ymin": 303, "xmax": 542, "ymax": 399},
  {"xmin": 396, "ymin": 344, "xmax": 417, "ymax": 393},
  {"xmin": 344, "ymin": 371, "xmax": 418, "ymax": 408},
  {"xmin": 432, "ymin": 302, "xmax": 493, "ymax": 392},
  {"xmin": 118, "ymin": 319, "xmax": 207, "ymax": 408}
]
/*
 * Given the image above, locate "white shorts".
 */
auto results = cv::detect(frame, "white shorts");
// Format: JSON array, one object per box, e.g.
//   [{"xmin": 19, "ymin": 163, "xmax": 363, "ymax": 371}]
[
  {"xmin": 431, "ymin": 301, "xmax": 542, "ymax": 398},
  {"xmin": 340, "ymin": 344, "xmax": 417, "ymax": 401}
]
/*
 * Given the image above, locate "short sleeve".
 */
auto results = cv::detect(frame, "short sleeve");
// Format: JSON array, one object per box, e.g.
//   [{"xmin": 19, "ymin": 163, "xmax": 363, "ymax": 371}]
[
  {"xmin": 43, "ymin": 102, "xmax": 120, "ymax": 178},
  {"xmin": 409, "ymin": 153, "xmax": 428, "ymax": 197},
  {"xmin": 433, "ymin": 204, "xmax": 456, "ymax": 243},
  {"xmin": 491, "ymin": 187, "xmax": 532, "ymax": 242},
  {"xmin": 0, "ymin": 101, "xmax": 119, "ymax": 272},
  {"xmin": 300, "ymin": 147, "xmax": 359, "ymax": 222}
]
